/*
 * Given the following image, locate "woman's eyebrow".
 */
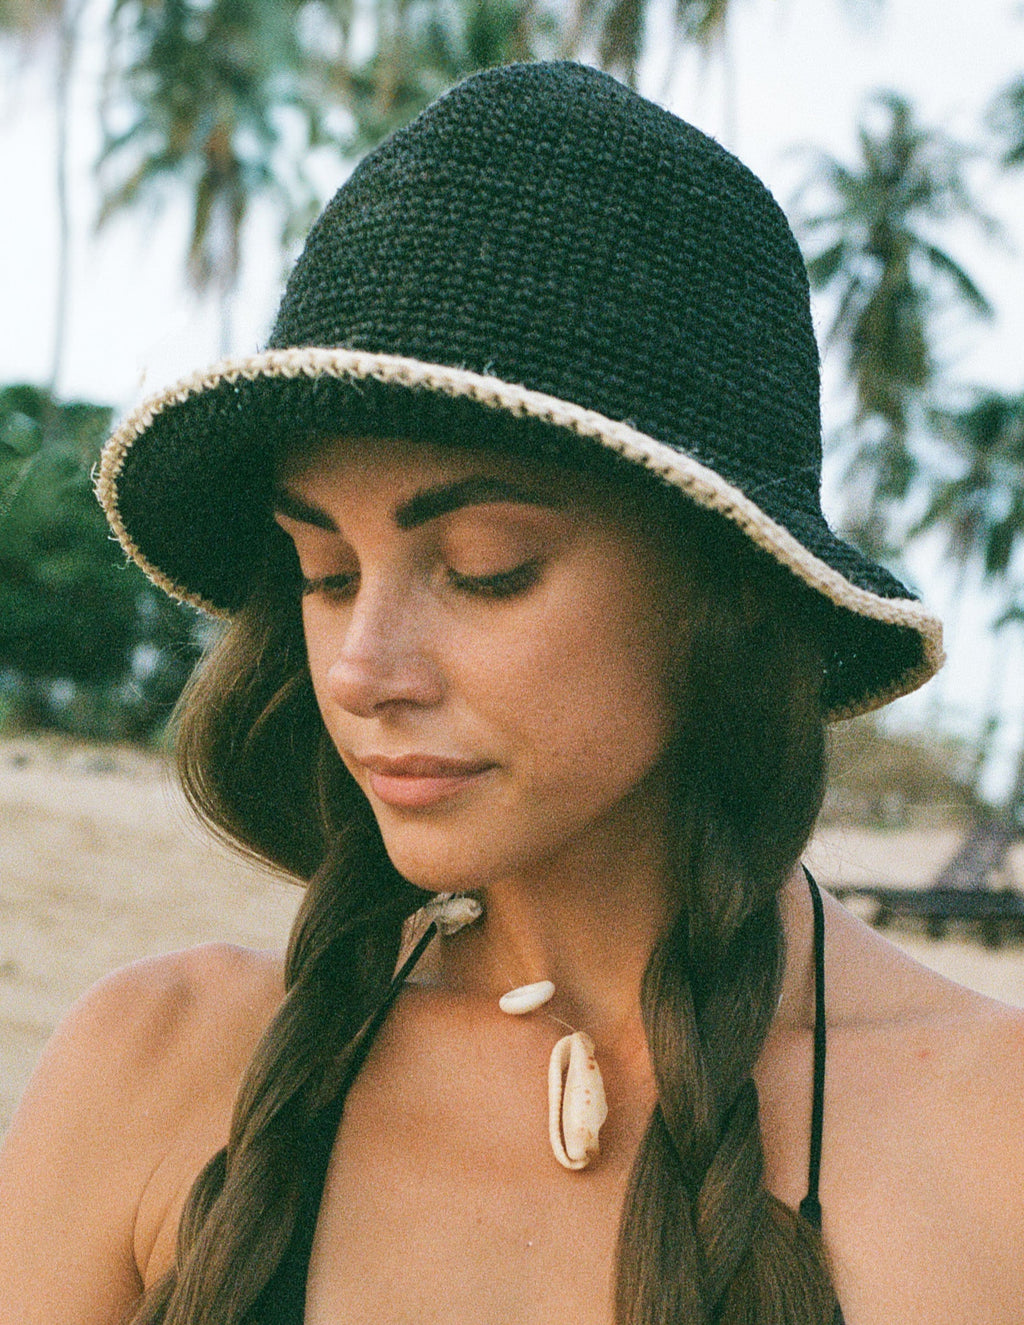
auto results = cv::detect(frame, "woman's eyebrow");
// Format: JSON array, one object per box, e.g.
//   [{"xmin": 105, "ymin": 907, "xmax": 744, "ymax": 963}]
[
  {"xmin": 272, "ymin": 475, "xmax": 557, "ymax": 533},
  {"xmin": 394, "ymin": 477, "xmax": 556, "ymax": 529},
  {"xmin": 272, "ymin": 489, "xmax": 338, "ymax": 530}
]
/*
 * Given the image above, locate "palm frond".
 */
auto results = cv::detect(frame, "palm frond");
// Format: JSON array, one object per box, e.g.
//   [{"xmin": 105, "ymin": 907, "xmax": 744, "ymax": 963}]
[
  {"xmin": 919, "ymin": 243, "xmax": 993, "ymax": 316},
  {"xmin": 673, "ymin": 0, "xmax": 732, "ymax": 48},
  {"xmin": 596, "ymin": 0, "xmax": 647, "ymax": 84},
  {"xmin": 988, "ymin": 75, "xmax": 1024, "ymax": 168}
]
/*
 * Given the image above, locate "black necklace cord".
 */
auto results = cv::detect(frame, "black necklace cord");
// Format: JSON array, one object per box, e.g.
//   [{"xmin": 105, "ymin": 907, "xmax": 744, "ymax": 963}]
[{"xmin": 799, "ymin": 864, "xmax": 827, "ymax": 1232}]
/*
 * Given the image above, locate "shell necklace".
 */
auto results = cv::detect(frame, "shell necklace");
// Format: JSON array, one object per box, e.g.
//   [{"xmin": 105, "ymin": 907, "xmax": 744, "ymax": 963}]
[{"xmin": 420, "ymin": 893, "xmax": 609, "ymax": 1172}]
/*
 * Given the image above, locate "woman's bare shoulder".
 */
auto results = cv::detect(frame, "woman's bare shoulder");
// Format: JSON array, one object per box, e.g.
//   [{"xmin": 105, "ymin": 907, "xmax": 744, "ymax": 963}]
[
  {"xmin": 828, "ymin": 895, "xmax": 1024, "ymax": 1076},
  {"xmin": 40, "ymin": 943, "xmax": 286, "ymax": 1106},
  {"xmin": 818, "ymin": 906, "xmax": 1024, "ymax": 1322},
  {"xmin": 0, "ymin": 944, "xmax": 286, "ymax": 1322},
  {"xmin": 7, "ymin": 941, "xmax": 281, "ymax": 1136}
]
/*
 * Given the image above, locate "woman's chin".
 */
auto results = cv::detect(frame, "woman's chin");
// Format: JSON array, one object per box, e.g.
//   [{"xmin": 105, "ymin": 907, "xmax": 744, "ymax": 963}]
[{"xmin": 378, "ymin": 835, "xmax": 497, "ymax": 897}]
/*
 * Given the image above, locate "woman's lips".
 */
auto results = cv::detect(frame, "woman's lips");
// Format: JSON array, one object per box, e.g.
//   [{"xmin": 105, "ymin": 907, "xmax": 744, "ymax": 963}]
[{"xmin": 357, "ymin": 754, "xmax": 495, "ymax": 809}]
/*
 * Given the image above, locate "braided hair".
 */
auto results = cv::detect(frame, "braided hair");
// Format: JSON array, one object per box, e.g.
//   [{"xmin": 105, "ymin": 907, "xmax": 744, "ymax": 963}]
[{"xmin": 129, "ymin": 474, "xmax": 839, "ymax": 1324}]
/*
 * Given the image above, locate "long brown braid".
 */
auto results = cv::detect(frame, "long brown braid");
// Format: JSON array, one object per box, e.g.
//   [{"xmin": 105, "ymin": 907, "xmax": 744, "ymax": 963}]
[{"xmin": 616, "ymin": 527, "xmax": 837, "ymax": 1322}]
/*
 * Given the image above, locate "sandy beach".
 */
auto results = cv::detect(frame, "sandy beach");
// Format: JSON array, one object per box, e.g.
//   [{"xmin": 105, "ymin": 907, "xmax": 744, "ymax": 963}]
[{"xmin": 3, "ymin": 736, "xmax": 1023, "ymax": 1136}]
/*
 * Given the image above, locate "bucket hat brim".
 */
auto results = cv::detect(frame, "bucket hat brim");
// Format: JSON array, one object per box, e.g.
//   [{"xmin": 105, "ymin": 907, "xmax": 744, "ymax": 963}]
[{"xmin": 96, "ymin": 345, "xmax": 944, "ymax": 722}]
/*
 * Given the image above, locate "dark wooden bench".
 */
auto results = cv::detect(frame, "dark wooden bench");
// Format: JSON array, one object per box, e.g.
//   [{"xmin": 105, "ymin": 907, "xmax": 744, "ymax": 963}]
[{"xmin": 831, "ymin": 818, "xmax": 1024, "ymax": 948}]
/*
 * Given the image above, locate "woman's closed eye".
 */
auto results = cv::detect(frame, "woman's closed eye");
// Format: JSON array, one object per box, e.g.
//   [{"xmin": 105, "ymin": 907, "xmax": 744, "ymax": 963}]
[
  {"xmin": 447, "ymin": 559, "xmax": 541, "ymax": 598},
  {"xmin": 299, "ymin": 561, "xmax": 542, "ymax": 602},
  {"xmin": 301, "ymin": 572, "xmax": 358, "ymax": 600}
]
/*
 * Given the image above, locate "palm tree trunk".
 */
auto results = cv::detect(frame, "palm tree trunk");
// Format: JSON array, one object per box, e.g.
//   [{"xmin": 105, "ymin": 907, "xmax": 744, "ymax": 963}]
[
  {"xmin": 718, "ymin": 6, "xmax": 738, "ymax": 150},
  {"xmin": 968, "ymin": 630, "xmax": 1008, "ymax": 794},
  {"xmin": 1005, "ymin": 732, "xmax": 1024, "ymax": 826},
  {"xmin": 218, "ymin": 280, "xmax": 234, "ymax": 358},
  {"xmin": 50, "ymin": 0, "xmax": 87, "ymax": 398},
  {"xmin": 923, "ymin": 557, "xmax": 970, "ymax": 727},
  {"xmin": 559, "ymin": 0, "xmax": 590, "ymax": 62}
]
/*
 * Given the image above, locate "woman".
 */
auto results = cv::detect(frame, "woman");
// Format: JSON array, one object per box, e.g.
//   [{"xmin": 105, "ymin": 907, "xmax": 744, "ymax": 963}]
[{"xmin": 2, "ymin": 60, "xmax": 1022, "ymax": 1325}]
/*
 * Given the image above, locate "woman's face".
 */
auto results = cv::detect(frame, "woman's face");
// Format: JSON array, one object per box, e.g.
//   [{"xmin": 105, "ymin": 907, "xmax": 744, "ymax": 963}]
[{"xmin": 274, "ymin": 438, "xmax": 688, "ymax": 893}]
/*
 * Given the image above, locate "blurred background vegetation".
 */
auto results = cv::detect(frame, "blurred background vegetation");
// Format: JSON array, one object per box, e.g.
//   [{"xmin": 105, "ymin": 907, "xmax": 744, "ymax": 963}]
[{"xmin": 1, "ymin": 0, "xmax": 1022, "ymax": 821}]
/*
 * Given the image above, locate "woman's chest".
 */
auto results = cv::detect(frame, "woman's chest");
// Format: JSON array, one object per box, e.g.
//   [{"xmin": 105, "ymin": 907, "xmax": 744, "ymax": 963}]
[
  {"xmin": 304, "ymin": 1020, "xmax": 639, "ymax": 1325},
  {"xmin": 305, "ymin": 1159, "xmax": 621, "ymax": 1325}
]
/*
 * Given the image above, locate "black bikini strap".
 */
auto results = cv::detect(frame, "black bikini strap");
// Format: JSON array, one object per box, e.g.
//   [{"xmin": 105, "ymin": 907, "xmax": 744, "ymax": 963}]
[
  {"xmin": 347, "ymin": 918, "xmax": 440, "ymax": 1080},
  {"xmin": 259, "ymin": 919, "xmax": 440, "ymax": 1322},
  {"xmin": 799, "ymin": 863, "xmax": 826, "ymax": 1232}
]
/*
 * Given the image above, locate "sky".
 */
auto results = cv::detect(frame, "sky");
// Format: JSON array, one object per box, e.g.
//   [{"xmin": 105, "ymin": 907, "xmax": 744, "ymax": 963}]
[{"xmin": 1, "ymin": 0, "xmax": 1023, "ymax": 794}]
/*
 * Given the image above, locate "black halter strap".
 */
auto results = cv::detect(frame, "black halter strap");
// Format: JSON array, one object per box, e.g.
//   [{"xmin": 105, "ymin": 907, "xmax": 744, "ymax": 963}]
[
  {"xmin": 259, "ymin": 920, "xmax": 440, "ymax": 1322},
  {"xmin": 799, "ymin": 864, "xmax": 827, "ymax": 1232}
]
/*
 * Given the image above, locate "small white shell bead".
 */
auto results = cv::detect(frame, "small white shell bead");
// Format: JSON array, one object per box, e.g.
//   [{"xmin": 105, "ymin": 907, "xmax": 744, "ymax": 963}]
[
  {"xmin": 548, "ymin": 1031, "xmax": 608, "ymax": 1171},
  {"xmin": 498, "ymin": 981, "xmax": 556, "ymax": 1015}
]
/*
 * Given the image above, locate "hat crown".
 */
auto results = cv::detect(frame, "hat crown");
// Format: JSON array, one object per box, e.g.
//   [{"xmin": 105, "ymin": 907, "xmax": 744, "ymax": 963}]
[
  {"xmin": 269, "ymin": 61, "xmax": 822, "ymax": 505},
  {"xmin": 99, "ymin": 61, "xmax": 941, "ymax": 715}
]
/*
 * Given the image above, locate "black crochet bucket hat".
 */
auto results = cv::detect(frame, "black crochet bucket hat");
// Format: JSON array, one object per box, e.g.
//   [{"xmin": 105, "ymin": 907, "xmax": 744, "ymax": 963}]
[{"xmin": 97, "ymin": 59, "xmax": 942, "ymax": 720}]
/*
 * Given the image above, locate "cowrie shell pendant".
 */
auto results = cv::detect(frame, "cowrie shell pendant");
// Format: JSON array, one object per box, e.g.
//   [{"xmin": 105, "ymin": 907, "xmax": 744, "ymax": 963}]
[
  {"xmin": 548, "ymin": 1031, "xmax": 608, "ymax": 1170},
  {"xmin": 498, "ymin": 980, "xmax": 556, "ymax": 1015}
]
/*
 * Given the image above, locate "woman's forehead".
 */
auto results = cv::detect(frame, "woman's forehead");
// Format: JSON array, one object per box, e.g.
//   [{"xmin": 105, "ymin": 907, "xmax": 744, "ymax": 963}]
[
  {"xmin": 282, "ymin": 433, "xmax": 531, "ymax": 477},
  {"xmin": 275, "ymin": 434, "xmax": 632, "ymax": 513}
]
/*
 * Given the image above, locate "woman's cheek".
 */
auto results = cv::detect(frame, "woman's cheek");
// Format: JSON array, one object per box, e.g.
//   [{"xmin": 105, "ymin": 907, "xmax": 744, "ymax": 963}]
[{"xmin": 507, "ymin": 626, "xmax": 667, "ymax": 791}]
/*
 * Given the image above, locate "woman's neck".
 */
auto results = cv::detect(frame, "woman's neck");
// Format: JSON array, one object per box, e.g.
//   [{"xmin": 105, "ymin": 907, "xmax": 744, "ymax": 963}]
[
  {"xmin": 427, "ymin": 785, "xmax": 675, "ymax": 1059},
  {"xmin": 427, "ymin": 856, "xmax": 819, "ymax": 1057}
]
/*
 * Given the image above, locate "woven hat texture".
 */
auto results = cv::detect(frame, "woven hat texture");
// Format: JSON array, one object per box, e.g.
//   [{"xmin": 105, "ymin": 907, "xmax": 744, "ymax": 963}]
[{"xmin": 97, "ymin": 59, "xmax": 942, "ymax": 719}]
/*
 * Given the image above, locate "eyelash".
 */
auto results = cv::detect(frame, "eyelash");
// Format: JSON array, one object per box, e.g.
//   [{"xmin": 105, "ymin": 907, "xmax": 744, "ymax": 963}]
[
  {"xmin": 300, "ymin": 561, "xmax": 541, "ymax": 601},
  {"xmin": 447, "ymin": 561, "xmax": 541, "ymax": 598},
  {"xmin": 300, "ymin": 573, "xmax": 357, "ymax": 600}
]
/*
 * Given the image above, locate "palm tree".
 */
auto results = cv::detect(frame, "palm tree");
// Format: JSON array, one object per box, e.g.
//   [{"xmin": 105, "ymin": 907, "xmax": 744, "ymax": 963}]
[
  {"xmin": 555, "ymin": 0, "xmax": 739, "ymax": 135},
  {"xmin": 913, "ymin": 389, "xmax": 1024, "ymax": 822},
  {"xmin": 97, "ymin": 0, "xmax": 554, "ymax": 339},
  {"xmin": 49, "ymin": 0, "xmax": 87, "ymax": 394},
  {"xmin": 561, "ymin": 0, "xmax": 882, "ymax": 143},
  {"xmin": 671, "ymin": 0, "xmax": 740, "ymax": 140},
  {"xmin": 317, "ymin": 0, "xmax": 705, "ymax": 151},
  {"xmin": 320, "ymin": 0, "xmax": 554, "ymax": 154},
  {"xmin": 98, "ymin": 0, "xmax": 318, "ymax": 350},
  {"xmin": 794, "ymin": 92, "xmax": 993, "ymax": 525},
  {"xmin": 916, "ymin": 391, "xmax": 1024, "ymax": 579},
  {"xmin": 92, "ymin": 0, "xmax": 899, "ymax": 345}
]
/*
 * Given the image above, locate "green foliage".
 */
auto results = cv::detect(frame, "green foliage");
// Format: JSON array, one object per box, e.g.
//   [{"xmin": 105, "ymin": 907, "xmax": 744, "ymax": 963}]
[
  {"xmin": 793, "ymin": 91, "xmax": 998, "ymax": 565},
  {"xmin": 322, "ymin": 0, "xmax": 556, "ymax": 152},
  {"xmin": 915, "ymin": 389, "xmax": 1024, "ymax": 582},
  {"xmin": 93, "ymin": 0, "xmax": 765, "ymax": 297},
  {"xmin": 96, "ymin": 0, "xmax": 563, "ymax": 297},
  {"xmin": 825, "ymin": 715, "xmax": 981, "ymax": 827},
  {"xmin": 10, "ymin": 0, "xmax": 1024, "ymax": 781},
  {"xmin": 0, "ymin": 384, "xmax": 204, "ymax": 740},
  {"xmin": 564, "ymin": 0, "xmax": 766, "ymax": 82},
  {"xmin": 673, "ymin": 0, "xmax": 734, "ymax": 47}
]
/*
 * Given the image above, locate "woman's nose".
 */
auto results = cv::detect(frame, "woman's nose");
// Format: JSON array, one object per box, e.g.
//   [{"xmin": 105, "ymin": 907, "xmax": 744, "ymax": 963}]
[{"xmin": 320, "ymin": 581, "xmax": 444, "ymax": 718}]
